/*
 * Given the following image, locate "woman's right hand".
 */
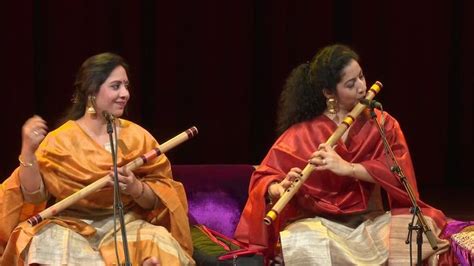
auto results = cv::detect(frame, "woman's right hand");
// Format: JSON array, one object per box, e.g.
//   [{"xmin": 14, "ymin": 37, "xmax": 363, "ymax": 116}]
[
  {"xmin": 21, "ymin": 115, "xmax": 48, "ymax": 154},
  {"xmin": 19, "ymin": 115, "xmax": 48, "ymax": 193},
  {"xmin": 268, "ymin": 167, "xmax": 302, "ymax": 199}
]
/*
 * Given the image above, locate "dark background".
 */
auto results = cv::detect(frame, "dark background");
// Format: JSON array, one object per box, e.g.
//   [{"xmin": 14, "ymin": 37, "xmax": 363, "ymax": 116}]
[{"xmin": 1, "ymin": 1, "xmax": 472, "ymax": 219}]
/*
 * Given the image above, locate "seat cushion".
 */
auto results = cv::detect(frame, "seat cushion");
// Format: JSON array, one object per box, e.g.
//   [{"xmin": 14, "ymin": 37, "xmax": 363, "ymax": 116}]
[{"xmin": 172, "ymin": 164, "xmax": 255, "ymax": 237}]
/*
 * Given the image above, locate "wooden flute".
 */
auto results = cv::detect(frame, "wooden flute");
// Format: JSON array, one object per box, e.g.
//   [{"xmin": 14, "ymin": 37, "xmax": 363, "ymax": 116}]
[
  {"xmin": 264, "ymin": 81, "xmax": 382, "ymax": 225},
  {"xmin": 27, "ymin": 126, "xmax": 198, "ymax": 226}
]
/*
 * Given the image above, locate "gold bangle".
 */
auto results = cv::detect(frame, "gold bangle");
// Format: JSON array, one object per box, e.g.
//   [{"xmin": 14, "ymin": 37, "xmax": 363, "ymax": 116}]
[
  {"xmin": 350, "ymin": 163, "xmax": 356, "ymax": 177},
  {"xmin": 19, "ymin": 155, "xmax": 35, "ymax": 167},
  {"xmin": 132, "ymin": 181, "xmax": 146, "ymax": 200}
]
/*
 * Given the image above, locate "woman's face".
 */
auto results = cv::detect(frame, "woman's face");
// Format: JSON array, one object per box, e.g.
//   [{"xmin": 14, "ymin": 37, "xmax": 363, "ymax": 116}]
[
  {"xmin": 335, "ymin": 59, "xmax": 367, "ymax": 112},
  {"xmin": 94, "ymin": 66, "xmax": 130, "ymax": 118}
]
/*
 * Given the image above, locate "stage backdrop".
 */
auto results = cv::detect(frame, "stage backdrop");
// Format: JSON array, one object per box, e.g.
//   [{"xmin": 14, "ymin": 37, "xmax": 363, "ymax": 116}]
[{"xmin": 1, "ymin": 1, "xmax": 472, "ymax": 190}]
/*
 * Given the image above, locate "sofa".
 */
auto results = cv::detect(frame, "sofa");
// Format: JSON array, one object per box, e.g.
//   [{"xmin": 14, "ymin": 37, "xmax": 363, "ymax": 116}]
[
  {"xmin": 172, "ymin": 164, "xmax": 255, "ymax": 238},
  {"xmin": 172, "ymin": 164, "xmax": 474, "ymax": 265}
]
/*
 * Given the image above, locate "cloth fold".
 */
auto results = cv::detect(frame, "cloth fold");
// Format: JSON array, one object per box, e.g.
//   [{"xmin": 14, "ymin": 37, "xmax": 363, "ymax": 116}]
[
  {"xmin": 0, "ymin": 119, "xmax": 193, "ymax": 265},
  {"xmin": 235, "ymin": 111, "xmax": 447, "ymax": 262}
]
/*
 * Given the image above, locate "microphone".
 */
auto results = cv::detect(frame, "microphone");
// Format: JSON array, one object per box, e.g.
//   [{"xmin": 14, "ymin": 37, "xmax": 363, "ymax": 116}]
[
  {"xmin": 102, "ymin": 111, "xmax": 115, "ymax": 122},
  {"xmin": 360, "ymin": 99, "xmax": 383, "ymax": 109}
]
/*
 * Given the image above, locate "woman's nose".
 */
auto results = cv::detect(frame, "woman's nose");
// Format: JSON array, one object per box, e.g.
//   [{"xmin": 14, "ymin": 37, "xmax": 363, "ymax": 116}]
[
  {"xmin": 357, "ymin": 79, "xmax": 367, "ymax": 92},
  {"xmin": 120, "ymin": 85, "xmax": 129, "ymax": 95}
]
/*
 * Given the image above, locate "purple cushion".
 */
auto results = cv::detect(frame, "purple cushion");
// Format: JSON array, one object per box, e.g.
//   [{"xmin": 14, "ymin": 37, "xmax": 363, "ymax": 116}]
[
  {"xmin": 441, "ymin": 220, "xmax": 474, "ymax": 266},
  {"xmin": 172, "ymin": 164, "xmax": 254, "ymax": 238}
]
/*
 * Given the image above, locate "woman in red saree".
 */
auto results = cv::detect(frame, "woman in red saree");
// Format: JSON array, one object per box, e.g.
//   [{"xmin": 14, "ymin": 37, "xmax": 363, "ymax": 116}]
[{"xmin": 235, "ymin": 44, "xmax": 450, "ymax": 265}]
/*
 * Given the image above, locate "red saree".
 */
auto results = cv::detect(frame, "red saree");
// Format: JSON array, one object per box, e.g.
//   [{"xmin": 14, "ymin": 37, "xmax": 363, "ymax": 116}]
[{"xmin": 235, "ymin": 110, "xmax": 446, "ymax": 256}]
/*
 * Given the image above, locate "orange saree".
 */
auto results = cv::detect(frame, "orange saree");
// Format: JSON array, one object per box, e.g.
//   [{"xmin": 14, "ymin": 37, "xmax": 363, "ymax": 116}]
[{"xmin": 0, "ymin": 119, "xmax": 193, "ymax": 265}]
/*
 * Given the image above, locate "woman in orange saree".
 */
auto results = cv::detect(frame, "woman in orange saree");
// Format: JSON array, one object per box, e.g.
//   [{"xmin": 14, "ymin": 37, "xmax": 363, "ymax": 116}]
[{"xmin": 0, "ymin": 53, "xmax": 194, "ymax": 265}]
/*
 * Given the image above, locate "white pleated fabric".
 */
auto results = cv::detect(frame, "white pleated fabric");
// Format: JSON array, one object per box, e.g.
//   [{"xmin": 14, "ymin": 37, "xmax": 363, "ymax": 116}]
[
  {"xmin": 280, "ymin": 212, "xmax": 449, "ymax": 265},
  {"xmin": 281, "ymin": 212, "xmax": 390, "ymax": 265}
]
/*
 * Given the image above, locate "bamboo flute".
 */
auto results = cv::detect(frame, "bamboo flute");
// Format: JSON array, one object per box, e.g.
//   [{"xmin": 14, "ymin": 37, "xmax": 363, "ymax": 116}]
[
  {"xmin": 264, "ymin": 82, "xmax": 382, "ymax": 225},
  {"xmin": 28, "ymin": 126, "xmax": 198, "ymax": 226}
]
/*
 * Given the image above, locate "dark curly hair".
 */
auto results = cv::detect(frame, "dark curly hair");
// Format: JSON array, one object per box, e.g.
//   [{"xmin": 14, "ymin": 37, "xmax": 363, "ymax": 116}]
[
  {"xmin": 59, "ymin": 52, "xmax": 130, "ymax": 124},
  {"xmin": 276, "ymin": 44, "xmax": 359, "ymax": 134}
]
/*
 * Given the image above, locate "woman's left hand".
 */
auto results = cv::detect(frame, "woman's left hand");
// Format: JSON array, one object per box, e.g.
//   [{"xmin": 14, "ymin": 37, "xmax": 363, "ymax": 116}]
[
  {"xmin": 108, "ymin": 166, "xmax": 142, "ymax": 196},
  {"xmin": 309, "ymin": 143, "xmax": 352, "ymax": 176}
]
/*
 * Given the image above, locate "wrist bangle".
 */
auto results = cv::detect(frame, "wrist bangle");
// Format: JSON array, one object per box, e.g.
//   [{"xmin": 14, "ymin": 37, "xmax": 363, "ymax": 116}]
[
  {"xmin": 19, "ymin": 155, "xmax": 35, "ymax": 167},
  {"xmin": 350, "ymin": 163, "xmax": 356, "ymax": 177},
  {"xmin": 133, "ymin": 181, "xmax": 146, "ymax": 200}
]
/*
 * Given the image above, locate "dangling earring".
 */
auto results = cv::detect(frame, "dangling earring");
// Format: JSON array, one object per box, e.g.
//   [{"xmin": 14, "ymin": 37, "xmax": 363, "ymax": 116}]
[
  {"xmin": 326, "ymin": 97, "xmax": 337, "ymax": 114},
  {"xmin": 87, "ymin": 95, "xmax": 97, "ymax": 114}
]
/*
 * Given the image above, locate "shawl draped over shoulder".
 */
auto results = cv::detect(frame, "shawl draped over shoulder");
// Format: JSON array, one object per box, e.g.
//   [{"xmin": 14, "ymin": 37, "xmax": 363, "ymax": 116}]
[
  {"xmin": 0, "ymin": 119, "xmax": 193, "ymax": 264},
  {"xmin": 234, "ymin": 110, "xmax": 446, "ymax": 255}
]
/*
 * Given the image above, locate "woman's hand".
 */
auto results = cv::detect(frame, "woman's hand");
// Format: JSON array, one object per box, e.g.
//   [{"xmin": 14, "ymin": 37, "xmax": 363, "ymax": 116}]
[
  {"xmin": 268, "ymin": 167, "xmax": 302, "ymax": 199},
  {"xmin": 21, "ymin": 115, "xmax": 48, "ymax": 154},
  {"xmin": 108, "ymin": 166, "xmax": 143, "ymax": 197},
  {"xmin": 19, "ymin": 115, "xmax": 48, "ymax": 193},
  {"xmin": 309, "ymin": 143, "xmax": 353, "ymax": 176},
  {"xmin": 107, "ymin": 166, "xmax": 159, "ymax": 209}
]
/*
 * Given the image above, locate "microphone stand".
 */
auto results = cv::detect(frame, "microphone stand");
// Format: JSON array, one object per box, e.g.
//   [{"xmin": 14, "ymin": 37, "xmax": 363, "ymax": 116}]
[
  {"xmin": 367, "ymin": 106, "xmax": 438, "ymax": 266},
  {"xmin": 106, "ymin": 115, "xmax": 131, "ymax": 266}
]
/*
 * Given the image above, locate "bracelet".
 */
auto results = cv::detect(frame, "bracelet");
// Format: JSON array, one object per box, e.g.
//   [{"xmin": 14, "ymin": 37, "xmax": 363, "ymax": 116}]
[
  {"xmin": 350, "ymin": 163, "xmax": 356, "ymax": 177},
  {"xmin": 132, "ymin": 181, "xmax": 146, "ymax": 200},
  {"xmin": 19, "ymin": 155, "xmax": 35, "ymax": 167}
]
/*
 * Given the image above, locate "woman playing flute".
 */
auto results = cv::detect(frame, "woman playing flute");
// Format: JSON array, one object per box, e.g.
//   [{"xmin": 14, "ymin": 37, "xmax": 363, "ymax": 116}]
[
  {"xmin": 235, "ymin": 44, "xmax": 451, "ymax": 265},
  {"xmin": 0, "ymin": 53, "xmax": 194, "ymax": 265}
]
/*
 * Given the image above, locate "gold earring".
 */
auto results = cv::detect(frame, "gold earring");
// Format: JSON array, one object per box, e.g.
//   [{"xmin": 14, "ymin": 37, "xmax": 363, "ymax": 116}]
[
  {"xmin": 87, "ymin": 96, "xmax": 96, "ymax": 114},
  {"xmin": 326, "ymin": 97, "xmax": 337, "ymax": 114}
]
